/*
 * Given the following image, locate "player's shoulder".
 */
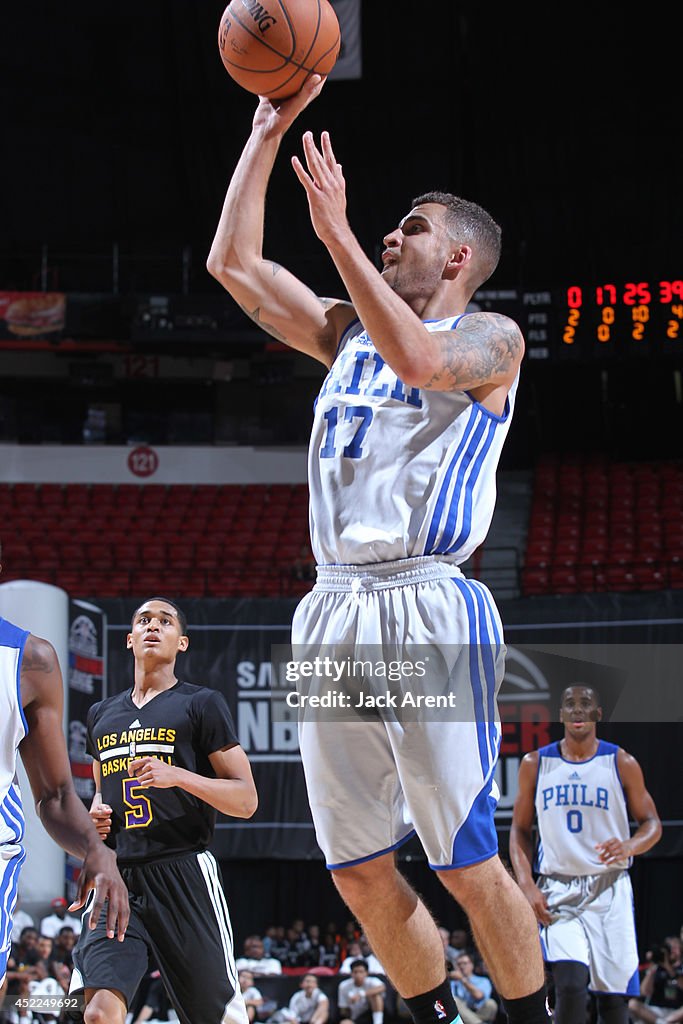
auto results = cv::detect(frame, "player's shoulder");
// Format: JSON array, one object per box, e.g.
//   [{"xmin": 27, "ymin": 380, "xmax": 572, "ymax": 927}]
[
  {"xmin": 88, "ymin": 689, "xmax": 128, "ymax": 720},
  {"xmin": 176, "ymin": 680, "xmax": 220, "ymax": 702},
  {"xmin": 176, "ymin": 680, "xmax": 228, "ymax": 714},
  {"xmin": 614, "ymin": 744, "xmax": 640, "ymax": 771},
  {"xmin": 456, "ymin": 310, "xmax": 525, "ymax": 364},
  {"xmin": 20, "ymin": 632, "xmax": 58, "ymax": 671}
]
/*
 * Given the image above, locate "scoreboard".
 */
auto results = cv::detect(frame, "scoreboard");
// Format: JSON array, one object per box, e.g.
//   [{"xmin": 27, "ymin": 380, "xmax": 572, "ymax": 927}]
[{"xmin": 473, "ymin": 280, "xmax": 683, "ymax": 361}]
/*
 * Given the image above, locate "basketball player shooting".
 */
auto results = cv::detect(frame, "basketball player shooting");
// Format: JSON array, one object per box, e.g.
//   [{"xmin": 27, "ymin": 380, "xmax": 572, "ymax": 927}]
[
  {"xmin": 208, "ymin": 76, "xmax": 549, "ymax": 1024},
  {"xmin": 510, "ymin": 685, "xmax": 662, "ymax": 1024}
]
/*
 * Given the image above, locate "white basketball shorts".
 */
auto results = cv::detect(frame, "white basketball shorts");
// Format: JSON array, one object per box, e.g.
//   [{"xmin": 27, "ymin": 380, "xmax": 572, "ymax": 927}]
[
  {"xmin": 290, "ymin": 556, "xmax": 505, "ymax": 870},
  {"xmin": 539, "ymin": 870, "xmax": 640, "ymax": 995}
]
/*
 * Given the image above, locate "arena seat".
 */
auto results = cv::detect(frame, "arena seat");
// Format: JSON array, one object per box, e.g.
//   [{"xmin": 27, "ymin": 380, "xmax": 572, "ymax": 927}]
[
  {"xmin": 522, "ymin": 456, "xmax": 683, "ymax": 596},
  {"xmin": 2, "ymin": 482, "xmax": 314, "ymax": 599}
]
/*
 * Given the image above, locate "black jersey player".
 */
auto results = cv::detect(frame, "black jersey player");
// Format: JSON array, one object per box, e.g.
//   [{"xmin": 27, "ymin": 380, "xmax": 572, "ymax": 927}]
[{"xmin": 70, "ymin": 597, "xmax": 258, "ymax": 1024}]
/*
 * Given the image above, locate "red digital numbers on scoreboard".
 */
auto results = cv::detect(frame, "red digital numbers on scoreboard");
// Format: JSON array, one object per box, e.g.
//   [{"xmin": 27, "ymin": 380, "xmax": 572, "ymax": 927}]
[
  {"xmin": 562, "ymin": 286, "xmax": 582, "ymax": 345},
  {"xmin": 658, "ymin": 281, "xmax": 683, "ymax": 340},
  {"xmin": 595, "ymin": 284, "xmax": 615, "ymax": 344}
]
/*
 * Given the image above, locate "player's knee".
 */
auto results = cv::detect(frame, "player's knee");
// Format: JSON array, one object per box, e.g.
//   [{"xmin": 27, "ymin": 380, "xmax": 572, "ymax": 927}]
[
  {"xmin": 436, "ymin": 855, "xmax": 504, "ymax": 907},
  {"xmin": 330, "ymin": 858, "xmax": 400, "ymax": 904},
  {"xmin": 84, "ymin": 1005, "xmax": 110, "ymax": 1024},
  {"xmin": 84, "ymin": 992, "xmax": 127, "ymax": 1024}
]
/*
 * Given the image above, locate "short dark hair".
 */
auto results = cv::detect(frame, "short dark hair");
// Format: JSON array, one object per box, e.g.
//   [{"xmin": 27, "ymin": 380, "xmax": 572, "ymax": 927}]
[
  {"xmin": 350, "ymin": 959, "xmax": 368, "ymax": 972},
  {"xmin": 131, "ymin": 597, "xmax": 187, "ymax": 635},
  {"xmin": 411, "ymin": 191, "xmax": 502, "ymax": 287}
]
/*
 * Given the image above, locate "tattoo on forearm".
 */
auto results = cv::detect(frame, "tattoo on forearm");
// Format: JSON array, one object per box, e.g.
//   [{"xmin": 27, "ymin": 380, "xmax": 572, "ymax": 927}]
[
  {"xmin": 420, "ymin": 313, "xmax": 523, "ymax": 391},
  {"xmin": 266, "ymin": 261, "xmax": 283, "ymax": 277},
  {"xmin": 237, "ymin": 302, "xmax": 289, "ymax": 344}
]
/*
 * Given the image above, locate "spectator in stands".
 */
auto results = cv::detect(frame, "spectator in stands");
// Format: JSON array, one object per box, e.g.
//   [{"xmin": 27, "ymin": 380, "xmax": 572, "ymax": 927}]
[
  {"xmin": 27, "ymin": 959, "xmax": 65, "ymax": 1022},
  {"xmin": 3, "ymin": 928, "xmax": 41, "ymax": 1019},
  {"xmin": 305, "ymin": 924, "xmax": 324, "ymax": 968},
  {"xmin": 318, "ymin": 931, "xmax": 341, "ymax": 970},
  {"xmin": 50, "ymin": 926, "xmax": 76, "ymax": 969},
  {"xmin": 449, "ymin": 929, "xmax": 469, "ymax": 962},
  {"xmin": 448, "ymin": 953, "xmax": 498, "ymax": 1024},
  {"xmin": 667, "ymin": 937, "xmax": 683, "ymax": 969},
  {"xmin": 439, "ymin": 926, "xmax": 467, "ymax": 970},
  {"xmin": 36, "ymin": 935, "xmax": 54, "ymax": 967},
  {"xmin": 263, "ymin": 925, "xmax": 279, "ymax": 959},
  {"xmin": 287, "ymin": 973, "xmax": 329, "ymax": 1024},
  {"xmin": 283, "ymin": 926, "xmax": 312, "ymax": 968},
  {"xmin": 39, "ymin": 897, "xmax": 82, "ymax": 938},
  {"xmin": 269, "ymin": 925, "xmax": 291, "ymax": 965},
  {"xmin": 340, "ymin": 940, "xmax": 385, "ymax": 977},
  {"xmin": 339, "ymin": 942, "xmax": 363, "ymax": 973},
  {"xmin": 9, "ymin": 900, "xmax": 34, "ymax": 945},
  {"xmin": 239, "ymin": 969, "xmax": 265, "ymax": 1023},
  {"xmin": 236, "ymin": 936, "xmax": 283, "ymax": 976},
  {"xmin": 338, "ymin": 960, "xmax": 385, "ymax": 1024},
  {"xmin": 629, "ymin": 939, "xmax": 683, "ymax": 1023},
  {"xmin": 10, "ymin": 927, "xmax": 40, "ymax": 967}
]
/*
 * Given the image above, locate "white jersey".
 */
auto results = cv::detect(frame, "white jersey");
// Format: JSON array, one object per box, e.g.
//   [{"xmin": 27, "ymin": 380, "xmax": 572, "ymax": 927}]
[
  {"xmin": 0, "ymin": 617, "xmax": 29, "ymax": 847},
  {"xmin": 535, "ymin": 740, "xmax": 631, "ymax": 877},
  {"xmin": 308, "ymin": 315, "xmax": 519, "ymax": 566}
]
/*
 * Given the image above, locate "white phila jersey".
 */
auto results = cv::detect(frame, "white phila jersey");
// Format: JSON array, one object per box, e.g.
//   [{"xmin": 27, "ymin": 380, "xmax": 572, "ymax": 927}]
[
  {"xmin": 534, "ymin": 740, "xmax": 631, "ymax": 877},
  {"xmin": 0, "ymin": 617, "xmax": 29, "ymax": 847},
  {"xmin": 308, "ymin": 315, "xmax": 519, "ymax": 565}
]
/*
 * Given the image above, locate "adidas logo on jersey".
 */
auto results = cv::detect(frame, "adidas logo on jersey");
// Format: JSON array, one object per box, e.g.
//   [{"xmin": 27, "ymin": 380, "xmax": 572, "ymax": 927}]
[
  {"xmin": 130, "ymin": 719, "xmax": 141, "ymax": 728},
  {"xmin": 568, "ymin": 770, "xmax": 581, "ymax": 779}
]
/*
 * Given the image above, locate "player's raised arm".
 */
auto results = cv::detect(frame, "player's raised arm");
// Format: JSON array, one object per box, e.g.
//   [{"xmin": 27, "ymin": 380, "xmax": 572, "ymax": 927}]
[
  {"xmin": 292, "ymin": 131, "xmax": 524, "ymax": 397},
  {"xmin": 207, "ymin": 76, "xmax": 355, "ymax": 367},
  {"xmin": 509, "ymin": 751, "xmax": 552, "ymax": 926},
  {"xmin": 18, "ymin": 635, "xmax": 129, "ymax": 940}
]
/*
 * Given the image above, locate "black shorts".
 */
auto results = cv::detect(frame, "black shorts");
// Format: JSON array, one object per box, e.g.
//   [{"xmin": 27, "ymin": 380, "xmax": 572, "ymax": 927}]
[{"xmin": 70, "ymin": 850, "xmax": 245, "ymax": 1024}]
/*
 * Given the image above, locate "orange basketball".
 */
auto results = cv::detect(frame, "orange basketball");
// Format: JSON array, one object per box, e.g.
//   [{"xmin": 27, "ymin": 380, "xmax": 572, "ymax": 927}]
[{"xmin": 218, "ymin": 0, "xmax": 341, "ymax": 100}]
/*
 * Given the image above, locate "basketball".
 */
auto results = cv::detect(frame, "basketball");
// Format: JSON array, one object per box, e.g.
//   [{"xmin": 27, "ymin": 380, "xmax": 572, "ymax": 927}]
[{"xmin": 218, "ymin": 0, "xmax": 341, "ymax": 100}]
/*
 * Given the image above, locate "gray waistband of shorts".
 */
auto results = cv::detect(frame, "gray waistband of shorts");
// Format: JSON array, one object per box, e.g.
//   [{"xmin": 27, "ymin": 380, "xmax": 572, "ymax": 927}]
[{"xmin": 314, "ymin": 556, "xmax": 464, "ymax": 592}]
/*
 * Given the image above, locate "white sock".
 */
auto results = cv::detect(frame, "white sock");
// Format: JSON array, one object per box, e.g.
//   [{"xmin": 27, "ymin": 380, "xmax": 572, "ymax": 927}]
[{"xmin": 373, "ymin": 1012, "xmax": 383, "ymax": 1024}]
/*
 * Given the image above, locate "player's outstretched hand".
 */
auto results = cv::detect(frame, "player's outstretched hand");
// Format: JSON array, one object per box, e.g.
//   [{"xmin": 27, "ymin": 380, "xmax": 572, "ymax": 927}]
[
  {"xmin": 69, "ymin": 843, "xmax": 129, "ymax": 942},
  {"xmin": 253, "ymin": 74, "xmax": 326, "ymax": 137},
  {"xmin": 89, "ymin": 793, "xmax": 112, "ymax": 839},
  {"xmin": 129, "ymin": 755, "xmax": 179, "ymax": 789},
  {"xmin": 292, "ymin": 130, "xmax": 347, "ymax": 246}
]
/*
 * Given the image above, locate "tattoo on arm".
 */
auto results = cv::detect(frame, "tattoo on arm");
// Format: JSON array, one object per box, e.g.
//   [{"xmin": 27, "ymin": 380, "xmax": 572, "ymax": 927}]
[
  {"xmin": 237, "ymin": 302, "xmax": 289, "ymax": 344},
  {"xmin": 22, "ymin": 636, "xmax": 55, "ymax": 674},
  {"xmin": 421, "ymin": 313, "xmax": 523, "ymax": 391},
  {"xmin": 237, "ymin": 293, "xmax": 339, "ymax": 347}
]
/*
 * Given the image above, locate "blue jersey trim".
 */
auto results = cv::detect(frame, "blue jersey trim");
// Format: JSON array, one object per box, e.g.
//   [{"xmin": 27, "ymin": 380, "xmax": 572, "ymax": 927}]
[
  {"xmin": 0, "ymin": 618, "xmax": 30, "ymax": 738},
  {"xmin": 442, "ymin": 417, "xmax": 498, "ymax": 554},
  {"xmin": 0, "ymin": 845, "xmax": 25, "ymax": 956},
  {"xmin": 325, "ymin": 828, "xmax": 416, "ymax": 870},
  {"xmin": 16, "ymin": 631, "xmax": 29, "ymax": 738},
  {"xmin": 451, "ymin": 578, "xmax": 490, "ymax": 776},
  {"xmin": 424, "ymin": 405, "xmax": 481, "ymax": 553},
  {"xmin": 464, "ymin": 392, "xmax": 512, "ymax": 424}
]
